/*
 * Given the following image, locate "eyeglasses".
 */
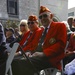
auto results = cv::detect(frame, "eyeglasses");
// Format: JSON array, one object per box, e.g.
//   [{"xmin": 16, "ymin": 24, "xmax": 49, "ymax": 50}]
[
  {"xmin": 39, "ymin": 14, "xmax": 48, "ymax": 19},
  {"xmin": 27, "ymin": 21, "xmax": 35, "ymax": 25}
]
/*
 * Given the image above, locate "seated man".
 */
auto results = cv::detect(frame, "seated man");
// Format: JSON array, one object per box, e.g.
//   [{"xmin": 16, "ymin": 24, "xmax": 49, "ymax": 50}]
[
  {"xmin": 12, "ymin": 6, "xmax": 67, "ymax": 75},
  {"xmin": 16, "ymin": 15, "xmax": 43, "ymax": 55}
]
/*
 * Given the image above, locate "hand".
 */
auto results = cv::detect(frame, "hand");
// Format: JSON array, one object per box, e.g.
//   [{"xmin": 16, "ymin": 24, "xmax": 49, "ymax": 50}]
[
  {"xmin": 65, "ymin": 51, "xmax": 75, "ymax": 57},
  {"xmin": 25, "ymin": 52, "xmax": 32, "ymax": 57},
  {"xmin": 66, "ymin": 51, "xmax": 74, "ymax": 54},
  {"xmin": 15, "ymin": 52, "xmax": 20, "ymax": 56},
  {"xmin": 32, "ymin": 52, "xmax": 45, "ymax": 57}
]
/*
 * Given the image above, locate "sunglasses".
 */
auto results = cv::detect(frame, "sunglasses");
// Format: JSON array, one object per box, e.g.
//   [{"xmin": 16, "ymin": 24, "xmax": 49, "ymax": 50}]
[
  {"xmin": 27, "ymin": 21, "xmax": 35, "ymax": 25},
  {"xmin": 39, "ymin": 14, "xmax": 48, "ymax": 19}
]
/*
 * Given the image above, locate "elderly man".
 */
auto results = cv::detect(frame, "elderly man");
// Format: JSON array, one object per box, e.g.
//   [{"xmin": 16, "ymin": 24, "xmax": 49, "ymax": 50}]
[
  {"xmin": 15, "ymin": 15, "xmax": 42, "ymax": 53},
  {"xmin": 20, "ymin": 15, "xmax": 43, "ymax": 52},
  {"xmin": 12, "ymin": 6, "xmax": 67, "ymax": 75}
]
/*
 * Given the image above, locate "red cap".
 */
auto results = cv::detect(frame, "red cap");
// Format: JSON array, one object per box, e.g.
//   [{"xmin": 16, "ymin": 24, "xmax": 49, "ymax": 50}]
[
  {"xmin": 28, "ymin": 15, "xmax": 38, "ymax": 21},
  {"xmin": 39, "ymin": 6, "xmax": 51, "ymax": 15}
]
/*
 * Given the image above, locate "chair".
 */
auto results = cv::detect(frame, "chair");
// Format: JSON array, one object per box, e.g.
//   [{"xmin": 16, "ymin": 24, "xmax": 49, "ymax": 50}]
[{"xmin": 5, "ymin": 43, "xmax": 19, "ymax": 75}]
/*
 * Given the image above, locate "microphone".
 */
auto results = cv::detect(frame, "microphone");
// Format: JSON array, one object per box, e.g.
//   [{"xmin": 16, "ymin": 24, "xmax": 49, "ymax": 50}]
[{"xmin": 9, "ymin": 37, "xmax": 21, "ymax": 48}]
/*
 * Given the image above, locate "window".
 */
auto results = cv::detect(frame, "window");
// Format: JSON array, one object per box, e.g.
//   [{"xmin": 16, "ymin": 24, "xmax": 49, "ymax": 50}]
[
  {"xmin": 7, "ymin": 0, "xmax": 19, "ymax": 16},
  {"xmin": 68, "ymin": 12, "xmax": 74, "ymax": 17}
]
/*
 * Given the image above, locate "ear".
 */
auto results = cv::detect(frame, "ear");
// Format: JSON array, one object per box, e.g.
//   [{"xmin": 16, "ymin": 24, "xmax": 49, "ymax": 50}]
[{"xmin": 50, "ymin": 13, "xmax": 54, "ymax": 19}]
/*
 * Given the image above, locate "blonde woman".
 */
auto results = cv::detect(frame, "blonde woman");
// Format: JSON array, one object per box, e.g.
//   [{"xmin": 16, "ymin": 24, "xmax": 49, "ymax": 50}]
[{"xmin": 19, "ymin": 19, "xmax": 29, "ymax": 37}]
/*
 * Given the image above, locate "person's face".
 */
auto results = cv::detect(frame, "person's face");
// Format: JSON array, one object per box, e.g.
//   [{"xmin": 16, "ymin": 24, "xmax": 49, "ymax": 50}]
[
  {"xmin": 39, "ymin": 12, "xmax": 51, "ymax": 27},
  {"xmin": 6, "ymin": 31, "xmax": 13, "ymax": 37},
  {"xmin": 20, "ymin": 24, "xmax": 27, "ymax": 32},
  {"xmin": 27, "ymin": 21, "xmax": 38, "ymax": 32},
  {"xmin": 67, "ymin": 18, "xmax": 73, "ymax": 25}
]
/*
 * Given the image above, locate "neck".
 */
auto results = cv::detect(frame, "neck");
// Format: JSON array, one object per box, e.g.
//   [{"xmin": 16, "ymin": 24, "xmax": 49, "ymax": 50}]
[{"xmin": 22, "ymin": 29, "xmax": 29, "ymax": 35}]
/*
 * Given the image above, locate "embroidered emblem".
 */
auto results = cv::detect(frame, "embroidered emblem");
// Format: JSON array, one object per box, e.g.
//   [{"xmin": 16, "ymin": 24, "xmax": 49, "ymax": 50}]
[{"xmin": 49, "ymin": 38, "xmax": 56, "ymax": 45}]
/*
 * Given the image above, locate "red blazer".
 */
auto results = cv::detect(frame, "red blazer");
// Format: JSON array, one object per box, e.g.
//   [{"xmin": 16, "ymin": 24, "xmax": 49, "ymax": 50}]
[
  {"xmin": 43, "ymin": 21, "xmax": 67, "ymax": 70},
  {"xmin": 16, "ymin": 31, "xmax": 30, "ymax": 52},
  {"xmin": 23, "ymin": 27, "xmax": 43, "ymax": 51}
]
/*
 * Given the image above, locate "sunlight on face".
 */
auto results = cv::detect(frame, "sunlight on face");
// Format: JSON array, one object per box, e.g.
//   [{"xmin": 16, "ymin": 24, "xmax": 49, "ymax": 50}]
[
  {"xmin": 39, "ymin": 12, "xmax": 52, "ymax": 27},
  {"xmin": 28, "ymin": 21, "xmax": 38, "ymax": 32}
]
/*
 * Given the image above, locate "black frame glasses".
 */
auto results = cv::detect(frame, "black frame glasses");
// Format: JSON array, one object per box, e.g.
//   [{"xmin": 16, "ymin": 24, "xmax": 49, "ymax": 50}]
[
  {"xmin": 39, "ymin": 14, "xmax": 48, "ymax": 19},
  {"xmin": 27, "ymin": 21, "xmax": 35, "ymax": 25}
]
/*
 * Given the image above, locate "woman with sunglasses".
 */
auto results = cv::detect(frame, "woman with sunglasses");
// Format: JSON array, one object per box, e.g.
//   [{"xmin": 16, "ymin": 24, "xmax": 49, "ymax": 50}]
[
  {"xmin": 19, "ymin": 19, "xmax": 29, "ymax": 39},
  {"xmin": 9, "ymin": 20, "xmax": 30, "ymax": 47}
]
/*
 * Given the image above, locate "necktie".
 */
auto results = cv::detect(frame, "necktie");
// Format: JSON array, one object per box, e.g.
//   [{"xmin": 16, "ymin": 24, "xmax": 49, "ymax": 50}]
[
  {"xmin": 35, "ymin": 27, "xmax": 48, "ymax": 52},
  {"xmin": 40, "ymin": 27, "xmax": 48, "ymax": 44}
]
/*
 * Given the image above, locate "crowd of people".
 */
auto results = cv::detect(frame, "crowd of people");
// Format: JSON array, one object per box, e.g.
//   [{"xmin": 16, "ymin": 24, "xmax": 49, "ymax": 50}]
[{"xmin": 0, "ymin": 6, "xmax": 75, "ymax": 75}]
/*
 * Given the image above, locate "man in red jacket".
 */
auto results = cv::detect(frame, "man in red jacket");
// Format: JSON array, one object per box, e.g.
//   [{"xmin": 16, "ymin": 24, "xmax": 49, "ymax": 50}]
[
  {"xmin": 17, "ymin": 15, "xmax": 43, "ymax": 55},
  {"xmin": 12, "ymin": 6, "xmax": 67, "ymax": 75}
]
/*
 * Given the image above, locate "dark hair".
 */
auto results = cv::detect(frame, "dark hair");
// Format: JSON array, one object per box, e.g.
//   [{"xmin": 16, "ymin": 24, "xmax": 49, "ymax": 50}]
[{"xmin": 8, "ymin": 28, "xmax": 14, "ymax": 34}]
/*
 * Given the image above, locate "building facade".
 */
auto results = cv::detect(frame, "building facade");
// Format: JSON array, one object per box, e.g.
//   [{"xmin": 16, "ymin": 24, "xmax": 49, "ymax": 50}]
[
  {"xmin": 0, "ymin": 0, "xmax": 68, "ymax": 27},
  {"xmin": 68, "ymin": 7, "xmax": 75, "ymax": 17}
]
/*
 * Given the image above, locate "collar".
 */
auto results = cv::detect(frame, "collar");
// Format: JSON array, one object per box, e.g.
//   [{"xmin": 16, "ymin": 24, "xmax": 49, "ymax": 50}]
[
  {"xmin": 30, "ymin": 31, "xmax": 33, "ymax": 34},
  {"xmin": 45, "ymin": 21, "xmax": 52, "ymax": 32}
]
